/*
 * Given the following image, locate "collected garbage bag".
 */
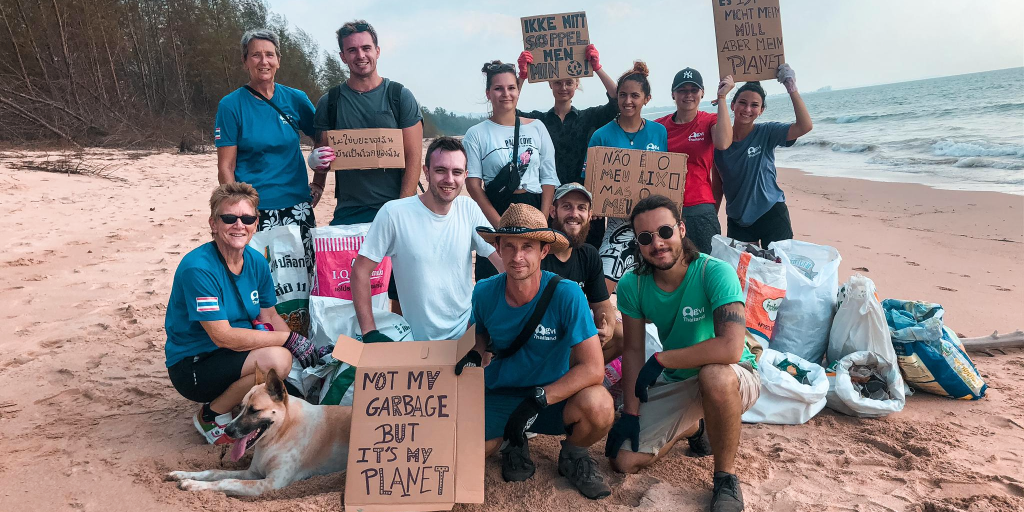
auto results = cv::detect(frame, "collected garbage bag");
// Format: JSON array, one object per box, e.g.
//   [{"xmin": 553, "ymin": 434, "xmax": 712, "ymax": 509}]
[
  {"xmin": 310, "ymin": 223, "xmax": 392, "ymax": 311},
  {"xmin": 825, "ymin": 351, "xmax": 906, "ymax": 417},
  {"xmin": 828, "ymin": 275, "xmax": 895, "ymax": 366},
  {"xmin": 711, "ymin": 235, "xmax": 787, "ymax": 346},
  {"xmin": 742, "ymin": 348, "xmax": 829, "ymax": 425},
  {"xmin": 882, "ymin": 299, "xmax": 986, "ymax": 400},
  {"xmin": 767, "ymin": 239, "xmax": 842, "ymax": 365},
  {"xmin": 249, "ymin": 225, "xmax": 311, "ymax": 336}
]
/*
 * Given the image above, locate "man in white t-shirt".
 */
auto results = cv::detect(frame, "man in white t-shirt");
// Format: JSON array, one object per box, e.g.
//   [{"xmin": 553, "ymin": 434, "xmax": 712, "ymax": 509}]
[{"xmin": 351, "ymin": 137, "xmax": 504, "ymax": 341}]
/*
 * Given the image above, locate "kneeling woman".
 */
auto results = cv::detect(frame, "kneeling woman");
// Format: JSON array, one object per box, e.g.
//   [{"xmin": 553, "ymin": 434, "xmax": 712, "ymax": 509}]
[
  {"xmin": 714, "ymin": 64, "xmax": 812, "ymax": 248},
  {"xmin": 165, "ymin": 183, "xmax": 318, "ymax": 445}
]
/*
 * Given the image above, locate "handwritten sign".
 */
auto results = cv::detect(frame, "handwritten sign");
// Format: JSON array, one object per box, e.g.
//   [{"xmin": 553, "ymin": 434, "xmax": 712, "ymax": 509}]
[
  {"xmin": 333, "ymin": 330, "xmax": 484, "ymax": 512},
  {"xmin": 520, "ymin": 12, "xmax": 592, "ymax": 83},
  {"xmin": 711, "ymin": 0, "xmax": 784, "ymax": 81},
  {"xmin": 584, "ymin": 147, "xmax": 687, "ymax": 219},
  {"xmin": 326, "ymin": 128, "xmax": 404, "ymax": 171}
]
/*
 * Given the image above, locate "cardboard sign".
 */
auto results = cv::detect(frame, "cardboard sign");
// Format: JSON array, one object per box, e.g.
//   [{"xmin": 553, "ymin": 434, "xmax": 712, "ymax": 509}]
[
  {"xmin": 711, "ymin": 0, "xmax": 785, "ymax": 81},
  {"xmin": 327, "ymin": 128, "xmax": 405, "ymax": 171},
  {"xmin": 584, "ymin": 146, "xmax": 687, "ymax": 219},
  {"xmin": 520, "ymin": 12, "xmax": 592, "ymax": 83},
  {"xmin": 332, "ymin": 328, "xmax": 484, "ymax": 512}
]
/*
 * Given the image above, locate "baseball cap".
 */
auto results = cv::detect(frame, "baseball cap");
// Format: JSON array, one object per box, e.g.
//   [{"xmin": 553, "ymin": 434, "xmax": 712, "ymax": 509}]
[
  {"xmin": 672, "ymin": 68, "xmax": 704, "ymax": 91},
  {"xmin": 553, "ymin": 182, "xmax": 592, "ymax": 202}
]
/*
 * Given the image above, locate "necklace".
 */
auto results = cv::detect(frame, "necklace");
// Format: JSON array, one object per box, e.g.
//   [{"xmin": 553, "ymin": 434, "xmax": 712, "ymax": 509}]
[{"xmin": 617, "ymin": 118, "xmax": 645, "ymax": 146}]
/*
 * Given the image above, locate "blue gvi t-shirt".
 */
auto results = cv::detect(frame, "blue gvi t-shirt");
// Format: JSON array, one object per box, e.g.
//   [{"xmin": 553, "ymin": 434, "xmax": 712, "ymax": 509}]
[
  {"xmin": 713, "ymin": 122, "xmax": 794, "ymax": 227},
  {"xmin": 164, "ymin": 243, "xmax": 277, "ymax": 367},
  {"xmin": 472, "ymin": 271, "xmax": 598, "ymax": 390},
  {"xmin": 214, "ymin": 85, "xmax": 316, "ymax": 210},
  {"xmin": 584, "ymin": 118, "xmax": 669, "ymax": 177}
]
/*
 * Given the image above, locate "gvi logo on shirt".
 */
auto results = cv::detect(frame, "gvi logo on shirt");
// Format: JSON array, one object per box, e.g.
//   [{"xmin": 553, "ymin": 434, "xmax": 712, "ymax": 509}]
[
  {"xmin": 688, "ymin": 131, "xmax": 705, "ymax": 142},
  {"xmin": 645, "ymin": 142, "xmax": 661, "ymax": 151},
  {"xmin": 533, "ymin": 324, "xmax": 558, "ymax": 341},
  {"xmin": 746, "ymin": 146, "xmax": 762, "ymax": 158},
  {"xmin": 681, "ymin": 305, "xmax": 706, "ymax": 323},
  {"xmin": 250, "ymin": 290, "xmax": 260, "ymax": 305}
]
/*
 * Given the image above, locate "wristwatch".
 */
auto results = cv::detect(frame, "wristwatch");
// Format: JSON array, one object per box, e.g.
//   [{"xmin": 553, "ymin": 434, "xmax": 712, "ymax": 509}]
[{"xmin": 533, "ymin": 386, "xmax": 548, "ymax": 409}]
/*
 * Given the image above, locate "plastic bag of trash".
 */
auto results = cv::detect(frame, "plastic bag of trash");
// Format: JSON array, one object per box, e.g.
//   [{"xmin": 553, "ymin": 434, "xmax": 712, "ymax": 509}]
[
  {"xmin": 711, "ymin": 235, "xmax": 787, "ymax": 347},
  {"xmin": 828, "ymin": 275, "xmax": 895, "ymax": 366},
  {"xmin": 826, "ymin": 351, "xmax": 906, "ymax": 417},
  {"xmin": 743, "ymin": 348, "xmax": 829, "ymax": 425},
  {"xmin": 767, "ymin": 240, "xmax": 842, "ymax": 365}
]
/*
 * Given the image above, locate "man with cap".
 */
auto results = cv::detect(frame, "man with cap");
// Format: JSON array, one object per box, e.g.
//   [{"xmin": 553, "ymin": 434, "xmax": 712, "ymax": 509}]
[
  {"xmin": 543, "ymin": 182, "xmax": 622, "ymax": 362},
  {"xmin": 655, "ymin": 67, "xmax": 734, "ymax": 254},
  {"xmin": 456, "ymin": 203, "xmax": 614, "ymax": 500}
]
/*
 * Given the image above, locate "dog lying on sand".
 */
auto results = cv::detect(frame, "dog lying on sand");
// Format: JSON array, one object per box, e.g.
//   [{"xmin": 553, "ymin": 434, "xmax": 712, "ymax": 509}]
[{"xmin": 168, "ymin": 366, "xmax": 352, "ymax": 496}]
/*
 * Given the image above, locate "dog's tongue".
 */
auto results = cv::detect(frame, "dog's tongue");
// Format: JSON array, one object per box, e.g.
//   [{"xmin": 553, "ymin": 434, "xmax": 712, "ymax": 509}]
[{"xmin": 229, "ymin": 430, "xmax": 257, "ymax": 462}]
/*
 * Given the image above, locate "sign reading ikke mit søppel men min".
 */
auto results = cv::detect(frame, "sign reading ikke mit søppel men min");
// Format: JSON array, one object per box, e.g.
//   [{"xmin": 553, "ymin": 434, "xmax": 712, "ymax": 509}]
[{"xmin": 521, "ymin": 12, "xmax": 593, "ymax": 83}]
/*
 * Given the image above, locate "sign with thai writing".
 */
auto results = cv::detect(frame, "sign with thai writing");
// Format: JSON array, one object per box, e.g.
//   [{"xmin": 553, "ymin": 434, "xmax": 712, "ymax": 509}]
[
  {"xmin": 521, "ymin": 11, "xmax": 592, "ymax": 83},
  {"xmin": 327, "ymin": 128, "xmax": 404, "ymax": 170},
  {"xmin": 584, "ymin": 147, "xmax": 687, "ymax": 219},
  {"xmin": 711, "ymin": 0, "xmax": 785, "ymax": 81}
]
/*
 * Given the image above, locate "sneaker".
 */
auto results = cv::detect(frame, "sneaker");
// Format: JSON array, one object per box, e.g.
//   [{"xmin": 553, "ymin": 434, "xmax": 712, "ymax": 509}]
[
  {"xmin": 193, "ymin": 406, "xmax": 235, "ymax": 445},
  {"xmin": 557, "ymin": 440, "xmax": 611, "ymax": 500},
  {"xmin": 500, "ymin": 440, "xmax": 536, "ymax": 482},
  {"xmin": 710, "ymin": 472, "xmax": 745, "ymax": 512},
  {"xmin": 687, "ymin": 419, "xmax": 713, "ymax": 457}
]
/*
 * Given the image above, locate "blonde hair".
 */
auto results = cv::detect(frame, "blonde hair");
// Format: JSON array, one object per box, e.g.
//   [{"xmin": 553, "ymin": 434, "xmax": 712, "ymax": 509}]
[{"xmin": 209, "ymin": 182, "xmax": 259, "ymax": 217}]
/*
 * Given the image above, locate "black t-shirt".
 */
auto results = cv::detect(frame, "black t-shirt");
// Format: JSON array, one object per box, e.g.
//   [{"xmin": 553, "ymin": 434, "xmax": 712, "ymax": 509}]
[
  {"xmin": 519, "ymin": 95, "xmax": 618, "ymax": 185},
  {"xmin": 541, "ymin": 243, "xmax": 610, "ymax": 303}
]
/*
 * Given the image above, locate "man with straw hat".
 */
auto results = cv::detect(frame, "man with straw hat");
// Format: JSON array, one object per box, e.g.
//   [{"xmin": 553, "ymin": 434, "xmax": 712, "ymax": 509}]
[{"xmin": 455, "ymin": 203, "xmax": 614, "ymax": 500}]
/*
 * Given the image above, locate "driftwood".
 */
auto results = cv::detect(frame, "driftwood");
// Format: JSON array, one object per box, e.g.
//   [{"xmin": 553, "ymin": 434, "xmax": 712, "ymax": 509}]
[{"xmin": 959, "ymin": 330, "xmax": 1024, "ymax": 357}]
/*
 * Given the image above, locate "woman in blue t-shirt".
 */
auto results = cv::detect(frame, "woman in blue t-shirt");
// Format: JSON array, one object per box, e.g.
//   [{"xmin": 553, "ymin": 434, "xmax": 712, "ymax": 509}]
[
  {"xmin": 214, "ymin": 29, "xmax": 333, "ymax": 277},
  {"xmin": 713, "ymin": 64, "xmax": 813, "ymax": 248},
  {"xmin": 165, "ymin": 183, "xmax": 322, "ymax": 445},
  {"xmin": 586, "ymin": 61, "xmax": 668, "ymax": 293}
]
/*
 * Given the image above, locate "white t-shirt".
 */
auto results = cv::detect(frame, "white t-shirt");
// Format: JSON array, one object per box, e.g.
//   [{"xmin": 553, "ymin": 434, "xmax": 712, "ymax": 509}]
[
  {"xmin": 359, "ymin": 195, "xmax": 495, "ymax": 340},
  {"xmin": 464, "ymin": 119, "xmax": 559, "ymax": 194}
]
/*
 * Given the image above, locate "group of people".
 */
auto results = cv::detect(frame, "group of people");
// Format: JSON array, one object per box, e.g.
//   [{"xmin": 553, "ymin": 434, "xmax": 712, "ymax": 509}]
[{"xmin": 164, "ymin": 19, "xmax": 814, "ymax": 512}]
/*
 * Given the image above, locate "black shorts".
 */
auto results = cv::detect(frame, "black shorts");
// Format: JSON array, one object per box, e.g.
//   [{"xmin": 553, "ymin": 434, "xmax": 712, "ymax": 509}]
[
  {"xmin": 682, "ymin": 203, "xmax": 722, "ymax": 254},
  {"xmin": 726, "ymin": 201, "xmax": 794, "ymax": 249},
  {"xmin": 388, "ymin": 272, "xmax": 399, "ymax": 301},
  {"xmin": 167, "ymin": 348, "xmax": 250, "ymax": 403}
]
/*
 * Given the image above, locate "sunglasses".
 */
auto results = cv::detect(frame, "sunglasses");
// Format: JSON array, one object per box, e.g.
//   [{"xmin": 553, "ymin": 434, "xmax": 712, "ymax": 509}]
[
  {"xmin": 635, "ymin": 224, "xmax": 677, "ymax": 246},
  {"xmin": 219, "ymin": 214, "xmax": 258, "ymax": 225},
  {"xmin": 339, "ymin": 22, "xmax": 371, "ymax": 37},
  {"xmin": 485, "ymin": 62, "xmax": 516, "ymax": 73}
]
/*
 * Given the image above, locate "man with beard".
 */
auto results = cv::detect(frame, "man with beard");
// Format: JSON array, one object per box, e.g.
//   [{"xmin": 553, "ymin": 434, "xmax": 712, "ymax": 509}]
[
  {"xmin": 459, "ymin": 203, "xmax": 613, "ymax": 500},
  {"xmin": 350, "ymin": 137, "xmax": 503, "ymax": 342},
  {"xmin": 604, "ymin": 195, "xmax": 759, "ymax": 512},
  {"xmin": 542, "ymin": 183, "xmax": 621, "ymax": 362}
]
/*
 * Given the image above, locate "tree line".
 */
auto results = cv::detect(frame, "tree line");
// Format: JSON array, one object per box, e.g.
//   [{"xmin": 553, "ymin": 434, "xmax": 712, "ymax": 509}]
[{"xmin": 0, "ymin": 0, "xmax": 480, "ymax": 148}]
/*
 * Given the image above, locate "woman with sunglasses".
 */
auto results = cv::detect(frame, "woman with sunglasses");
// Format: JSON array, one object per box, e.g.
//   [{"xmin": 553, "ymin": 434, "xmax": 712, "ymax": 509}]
[
  {"xmin": 586, "ymin": 61, "xmax": 668, "ymax": 293},
  {"xmin": 165, "ymin": 183, "xmax": 324, "ymax": 446},
  {"xmin": 714, "ymin": 65, "xmax": 812, "ymax": 247},
  {"xmin": 215, "ymin": 29, "xmax": 331, "ymax": 277},
  {"xmin": 465, "ymin": 60, "xmax": 558, "ymax": 280}
]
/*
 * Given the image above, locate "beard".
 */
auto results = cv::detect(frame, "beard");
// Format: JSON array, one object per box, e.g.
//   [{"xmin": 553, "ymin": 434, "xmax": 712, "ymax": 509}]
[
  {"xmin": 647, "ymin": 242, "xmax": 684, "ymax": 271},
  {"xmin": 551, "ymin": 214, "xmax": 590, "ymax": 248}
]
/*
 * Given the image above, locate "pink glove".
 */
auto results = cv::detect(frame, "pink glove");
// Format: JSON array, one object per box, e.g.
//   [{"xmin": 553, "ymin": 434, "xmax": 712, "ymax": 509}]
[
  {"xmin": 585, "ymin": 44, "xmax": 601, "ymax": 72},
  {"xmin": 517, "ymin": 51, "xmax": 533, "ymax": 80},
  {"xmin": 307, "ymin": 146, "xmax": 335, "ymax": 171}
]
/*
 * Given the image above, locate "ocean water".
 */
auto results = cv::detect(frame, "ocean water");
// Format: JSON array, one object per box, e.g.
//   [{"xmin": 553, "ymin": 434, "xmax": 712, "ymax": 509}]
[{"xmin": 645, "ymin": 67, "xmax": 1024, "ymax": 195}]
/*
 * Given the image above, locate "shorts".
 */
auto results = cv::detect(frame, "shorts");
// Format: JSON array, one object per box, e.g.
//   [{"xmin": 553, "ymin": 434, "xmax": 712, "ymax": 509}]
[
  {"xmin": 167, "ymin": 348, "xmax": 250, "ymax": 403},
  {"xmin": 258, "ymin": 201, "xmax": 316, "ymax": 281},
  {"xmin": 599, "ymin": 218, "xmax": 637, "ymax": 282},
  {"xmin": 387, "ymin": 272, "xmax": 399, "ymax": 301},
  {"xmin": 484, "ymin": 387, "xmax": 569, "ymax": 440},
  {"xmin": 726, "ymin": 201, "xmax": 793, "ymax": 249},
  {"xmin": 475, "ymin": 192, "xmax": 542, "ymax": 281},
  {"xmin": 682, "ymin": 203, "xmax": 721, "ymax": 254},
  {"xmin": 635, "ymin": 362, "xmax": 760, "ymax": 455}
]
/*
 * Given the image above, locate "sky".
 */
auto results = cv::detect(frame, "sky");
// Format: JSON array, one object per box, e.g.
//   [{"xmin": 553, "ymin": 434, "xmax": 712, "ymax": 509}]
[{"xmin": 268, "ymin": 0, "xmax": 1024, "ymax": 114}]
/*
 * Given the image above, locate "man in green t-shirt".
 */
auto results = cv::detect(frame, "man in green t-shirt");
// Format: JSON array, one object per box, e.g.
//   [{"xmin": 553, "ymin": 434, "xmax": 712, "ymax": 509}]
[{"xmin": 604, "ymin": 195, "xmax": 760, "ymax": 512}]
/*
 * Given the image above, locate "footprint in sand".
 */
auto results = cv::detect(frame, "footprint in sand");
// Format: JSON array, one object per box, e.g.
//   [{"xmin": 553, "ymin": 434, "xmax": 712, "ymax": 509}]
[
  {"xmin": 907, "ymin": 261, "xmax": 920, "ymax": 266},
  {"xmin": 937, "ymin": 286, "xmax": 957, "ymax": 292},
  {"xmin": 993, "ymin": 285, "xmax": 1012, "ymax": 292}
]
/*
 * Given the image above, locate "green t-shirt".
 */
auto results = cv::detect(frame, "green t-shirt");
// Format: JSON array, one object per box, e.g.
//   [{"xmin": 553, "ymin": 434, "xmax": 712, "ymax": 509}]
[{"xmin": 617, "ymin": 253, "xmax": 756, "ymax": 381}]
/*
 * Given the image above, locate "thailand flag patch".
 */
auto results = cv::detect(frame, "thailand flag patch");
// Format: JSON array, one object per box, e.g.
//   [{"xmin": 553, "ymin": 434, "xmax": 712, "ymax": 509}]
[
  {"xmin": 214, "ymin": 127, "xmax": 221, "ymax": 141},
  {"xmin": 196, "ymin": 297, "xmax": 220, "ymax": 312}
]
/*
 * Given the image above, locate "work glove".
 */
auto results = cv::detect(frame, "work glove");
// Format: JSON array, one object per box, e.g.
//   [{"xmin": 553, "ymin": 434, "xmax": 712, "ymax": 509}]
[
  {"xmin": 284, "ymin": 332, "xmax": 316, "ymax": 368},
  {"xmin": 585, "ymin": 44, "xmax": 601, "ymax": 72},
  {"xmin": 503, "ymin": 393, "xmax": 544, "ymax": 447},
  {"xmin": 634, "ymin": 353, "xmax": 665, "ymax": 403},
  {"xmin": 361, "ymin": 330, "xmax": 394, "ymax": 344},
  {"xmin": 604, "ymin": 412, "xmax": 640, "ymax": 458},
  {"xmin": 316, "ymin": 343, "xmax": 335, "ymax": 362},
  {"xmin": 517, "ymin": 51, "xmax": 533, "ymax": 81},
  {"xmin": 777, "ymin": 63, "xmax": 797, "ymax": 93},
  {"xmin": 307, "ymin": 146, "xmax": 335, "ymax": 170},
  {"xmin": 454, "ymin": 350, "xmax": 483, "ymax": 376}
]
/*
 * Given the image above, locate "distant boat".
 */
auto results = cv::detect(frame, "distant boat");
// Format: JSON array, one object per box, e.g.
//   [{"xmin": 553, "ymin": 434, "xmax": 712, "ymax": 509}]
[{"xmin": 816, "ymin": 85, "xmax": 833, "ymax": 92}]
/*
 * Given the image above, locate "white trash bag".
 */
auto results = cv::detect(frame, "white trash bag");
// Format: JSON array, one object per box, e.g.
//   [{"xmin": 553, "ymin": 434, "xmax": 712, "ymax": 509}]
[
  {"xmin": 825, "ymin": 350, "xmax": 906, "ymax": 418},
  {"xmin": 767, "ymin": 239, "xmax": 842, "ymax": 364},
  {"xmin": 828, "ymin": 275, "xmax": 895, "ymax": 366},
  {"xmin": 742, "ymin": 349, "xmax": 829, "ymax": 425}
]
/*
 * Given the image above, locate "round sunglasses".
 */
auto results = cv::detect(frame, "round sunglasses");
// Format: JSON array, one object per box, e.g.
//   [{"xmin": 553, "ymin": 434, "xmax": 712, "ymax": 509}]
[
  {"xmin": 219, "ymin": 214, "xmax": 258, "ymax": 225},
  {"xmin": 635, "ymin": 224, "xmax": 677, "ymax": 246}
]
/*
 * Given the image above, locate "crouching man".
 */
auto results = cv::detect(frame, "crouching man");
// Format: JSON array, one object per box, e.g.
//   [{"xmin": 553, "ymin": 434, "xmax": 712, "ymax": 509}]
[
  {"xmin": 605, "ymin": 195, "xmax": 760, "ymax": 512},
  {"xmin": 458, "ymin": 203, "xmax": 614, "ymax": 500}
]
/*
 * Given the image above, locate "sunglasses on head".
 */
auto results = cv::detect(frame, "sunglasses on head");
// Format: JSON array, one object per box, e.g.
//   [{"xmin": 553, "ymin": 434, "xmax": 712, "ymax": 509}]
[
  {"xmin": 485, "ymin": 62, "xmax": 515, "ymax": 73},
  {"xmin": 219, "ymin": 214, "xmax": 258, "ymax": 225},
  {"xmin": 339, "ymin": 22, "xmax": 371, "ymax": 37},
  {"xmin": 635, "ymin": 224, "xmax": 677, "ymax": 246}
]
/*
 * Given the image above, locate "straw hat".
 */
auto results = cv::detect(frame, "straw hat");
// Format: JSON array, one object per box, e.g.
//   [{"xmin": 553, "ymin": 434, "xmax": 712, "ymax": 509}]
[{"xmin": 477, "ymin": 203, "xmax": 569, "ymax": 252}]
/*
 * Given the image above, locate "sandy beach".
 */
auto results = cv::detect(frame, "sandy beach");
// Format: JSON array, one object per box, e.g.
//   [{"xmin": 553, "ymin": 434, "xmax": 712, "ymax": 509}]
[{"xmin": 0, "ymin": 148, "xmax": 1021, "ymax": 512}]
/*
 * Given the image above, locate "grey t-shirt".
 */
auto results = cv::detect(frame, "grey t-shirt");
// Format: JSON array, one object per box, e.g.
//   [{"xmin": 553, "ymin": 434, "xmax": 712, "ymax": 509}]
[
  {"xmin": 313, "ymin": 78, "xmax": 422, "ymax": 225},
  {"xmin": 713, "ymin": 122, "xmax": 794, "ymax": 227}
]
